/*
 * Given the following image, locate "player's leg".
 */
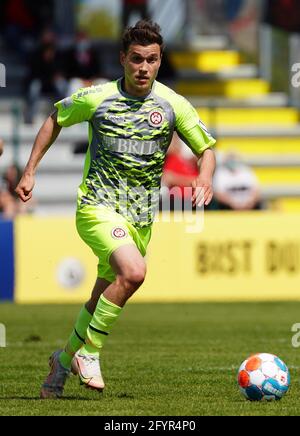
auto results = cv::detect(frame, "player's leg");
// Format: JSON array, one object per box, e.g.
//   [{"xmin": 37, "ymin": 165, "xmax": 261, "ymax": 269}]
[
  {"xmin": 58, "ymin": 278, "xmax": 111, "ymax": 368},
  {"xmin": 86, "ymin": 278, "xmax": 111, "ymax": 313},
  {"xmin": 86, "ymin": 243, "xmax": 146, "ymax": 350},
  {"xmin": 40, "ymin": 278, "xmax": 110, "ymax": 399},
  {"xmin": 84, "ymin": 243, "xmax": 146, "ymax": 351},
  {"xmin": 40, "ymin": 350, "xmax": 70, "ymax": 399},
  {"xmin": 103, "ymin": 244, "xmax": 147, "ymax": 307},
  {"xmin": 71, "ymin": 206, "xmax": 151, "ymax": 390},
  {"xmin": 75, "ymin": 244, "xmax": 146, "ymax": 390}
]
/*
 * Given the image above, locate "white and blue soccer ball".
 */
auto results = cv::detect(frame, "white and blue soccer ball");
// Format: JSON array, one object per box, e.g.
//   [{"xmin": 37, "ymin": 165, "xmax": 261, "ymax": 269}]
[{"xmin": 238, "ymin": 353, "xmax": 290, "ymax": 401}]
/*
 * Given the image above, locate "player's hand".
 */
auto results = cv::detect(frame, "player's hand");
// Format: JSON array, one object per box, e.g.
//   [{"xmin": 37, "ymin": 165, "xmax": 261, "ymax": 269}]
[
  {"xmin": 15, "ymin": 172, "xmax": 35, "ymax": 202},
  {"xmin": 191, "ymin": 176, "xmax": 213, "ymax": 208}
]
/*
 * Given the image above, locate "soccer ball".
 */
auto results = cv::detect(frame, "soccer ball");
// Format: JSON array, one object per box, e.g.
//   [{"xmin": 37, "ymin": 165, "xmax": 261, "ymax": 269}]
[{"xmin": 238, "ymin": 353, "xmax": 290, "ymax": 401}]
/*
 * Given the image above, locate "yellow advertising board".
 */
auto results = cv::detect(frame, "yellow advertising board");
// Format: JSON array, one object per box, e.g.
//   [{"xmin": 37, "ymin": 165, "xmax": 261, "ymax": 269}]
[
  {"xmin": 15, "ymin": 213, "xmax": 300, "ymax": 304},
  {"xmin": 15, "ymin": 216, "xmax": 98, "ymax": 304}
]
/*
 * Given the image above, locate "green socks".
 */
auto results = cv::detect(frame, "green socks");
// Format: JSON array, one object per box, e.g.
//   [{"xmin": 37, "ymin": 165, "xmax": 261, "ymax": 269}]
[
  {"xmin": 58, "ymin": 295, "xmax": 122, "ymax": 369},
  {"xmin": 59, "ymin": 306, "xmax": 92, "ymax": 369},
  {"xmin": 81, "ymin": 294, "xmax": 122, "ymax": 356}
]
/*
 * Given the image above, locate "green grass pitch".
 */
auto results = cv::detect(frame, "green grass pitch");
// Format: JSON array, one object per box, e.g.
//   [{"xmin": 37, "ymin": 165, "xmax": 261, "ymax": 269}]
[{"xmin": 0, "ymin": 301, "xmax": 299, "ymax": 416}]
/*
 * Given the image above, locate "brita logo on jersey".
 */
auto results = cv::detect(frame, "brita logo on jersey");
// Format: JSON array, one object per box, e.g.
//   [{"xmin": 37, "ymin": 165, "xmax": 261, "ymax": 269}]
[{"xmin": 148, "ymin": 110, "xmax": 164, "ymax": 128}]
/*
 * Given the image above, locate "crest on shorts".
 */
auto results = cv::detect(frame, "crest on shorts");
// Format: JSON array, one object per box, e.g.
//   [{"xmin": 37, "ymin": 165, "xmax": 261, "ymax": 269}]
[
  {"xmin": 148, "ymin": 110, "xmax": 164, "ymax": 128},
  {"xmin": 111, "ymin": 227, "xmax": 128, "ymax": 240}
]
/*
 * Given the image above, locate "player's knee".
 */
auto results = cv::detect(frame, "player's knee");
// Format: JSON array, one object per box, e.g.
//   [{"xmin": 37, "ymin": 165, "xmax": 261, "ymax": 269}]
[
  {"xmin": 128, "ymin": 269, "xmax": 146, "ymax": 289},
  {"xmin": 119, "ymin": 265, "xmax": 146, "ymax": 291}
]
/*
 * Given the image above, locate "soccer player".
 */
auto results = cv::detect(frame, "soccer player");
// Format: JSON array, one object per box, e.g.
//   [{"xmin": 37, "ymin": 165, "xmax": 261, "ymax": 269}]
[{"xmin": 16, "ymin": 21, "xmax": 216, "ymax": 399}]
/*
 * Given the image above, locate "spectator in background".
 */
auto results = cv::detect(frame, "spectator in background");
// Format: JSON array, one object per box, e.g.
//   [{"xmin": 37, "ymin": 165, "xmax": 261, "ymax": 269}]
[
  {"xmin": 0, "ymin": 162, "xmax": 20, "ymax": 219},
  {"xmin": 0, "ymin": 2, "xmax": 7, "ymax": 41},
  {"xmin": 0, "ymin": 139, "xmax": 6, "ymax": 218},
  {"xmin": 3, "ymin": 164, "xmax": 23, "ymax": 200},
  {"xmin": 23, "ymin": 29, "xmax": 68, "ymax": 124},
  {"xmin": 0, "ymin": 189, "xmax": 17, "ymax": 219},
  {"xmin": 1, "ymin": 0, "xmax": 35, "ymax": 53},
  {"xmin": 1, "ymin": 0, "xmax": 54, "ymax": 53},
  {"xmin": 212, "ymin": 152, "xmax": 263, "ymax": 210},
  {"xmin": 0, "ymin": 164, "xmax": 35, "ymax": 217},
  {"xmin": 162, "ymin": 134, "xmax": 200, "ymax": 210},
  {"xmin": 223, "ymin": 0, "xmax": 245, "ymax": 21},
  {"xmin": 156, "ymin": 50, "xmax": 177, "ymax": 89},
  {"xmin": 64, "ymin": 31, "xmax": 105, "ymax": 96},
  {"xmin": 121, "ymin": 0, "xmax": 150, "ymax": 30},
  {"xmin": 263, "ymin": 0, "xmax": 300, "ymax": 33},
  {"xmin": 64, "ymin": 32, "xmax": 108, "ymax": 154},
  {"xmin": 199, "ymin": 0, "xmax": 245, "ymax": 36}
]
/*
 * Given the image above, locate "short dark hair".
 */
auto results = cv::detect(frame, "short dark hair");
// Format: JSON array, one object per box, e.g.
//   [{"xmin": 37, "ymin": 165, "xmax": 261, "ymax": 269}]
[{"xmin": 121, "ymin": 20, "xmax": 164, "ymax": 54}]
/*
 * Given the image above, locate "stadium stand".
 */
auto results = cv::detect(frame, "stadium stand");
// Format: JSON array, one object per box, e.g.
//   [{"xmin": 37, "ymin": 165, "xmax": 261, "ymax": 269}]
[
  {"xmin": 1, "ymin": 36, "xmax": 300, "ymax": 215},
  {"xmin": 171, "ymin": 47, "xmax": 300, "ymax": 212}
]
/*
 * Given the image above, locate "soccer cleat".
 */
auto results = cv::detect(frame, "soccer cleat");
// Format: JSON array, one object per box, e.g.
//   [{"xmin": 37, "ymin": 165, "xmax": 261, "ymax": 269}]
[
  {"xmin": 40, "ymin": 350, "xmax": 70, "ymax": 399},
  {"xmin": 71, "ymin": 352, "xmax": 105, "ymax": 391}
]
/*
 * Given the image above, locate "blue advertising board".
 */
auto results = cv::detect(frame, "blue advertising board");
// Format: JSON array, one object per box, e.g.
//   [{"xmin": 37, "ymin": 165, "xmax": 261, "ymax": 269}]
[{"xmin": 0, "ymin": 219, "xmax": 14, "ymax": 301}]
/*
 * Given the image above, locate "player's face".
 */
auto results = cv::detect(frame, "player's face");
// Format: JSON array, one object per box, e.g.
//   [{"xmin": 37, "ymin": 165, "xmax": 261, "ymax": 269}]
[{"xmin": 120, "ymin": 44, "xmax": 162, "ymax": 97}]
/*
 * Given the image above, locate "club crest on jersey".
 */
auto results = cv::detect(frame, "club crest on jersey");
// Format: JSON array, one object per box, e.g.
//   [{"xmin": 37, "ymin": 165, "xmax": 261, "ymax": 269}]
[
  {"xmin": 111, "ymin": 227, "xmax": 128, "ymax": 240},
  {"xmin": 148, "ymin": 110, "xmax": 164, "ymax": 128}
]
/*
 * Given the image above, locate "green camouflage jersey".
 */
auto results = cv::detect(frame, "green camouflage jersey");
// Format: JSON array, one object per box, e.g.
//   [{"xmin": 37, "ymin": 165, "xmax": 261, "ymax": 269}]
[{"xmin": 55, "ymin": 79, "xmax": 216, "ymax": 228}]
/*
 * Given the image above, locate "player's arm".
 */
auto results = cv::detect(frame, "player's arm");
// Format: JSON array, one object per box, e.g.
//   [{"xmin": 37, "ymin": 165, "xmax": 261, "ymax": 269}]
[
  {"xmin": 174, "ymin": 96, "xmax": 216, "ymax": 207},
  {"xmin": 15, "ymin": 111, "xmax": 62, "ymax": 202},
  {"xmin": 192, "ymin": 148, "xmax": 216, "ymax": 208},
  {"xmin": 16, "ymin": 86, "xmax": 98, "ymax": 203}
]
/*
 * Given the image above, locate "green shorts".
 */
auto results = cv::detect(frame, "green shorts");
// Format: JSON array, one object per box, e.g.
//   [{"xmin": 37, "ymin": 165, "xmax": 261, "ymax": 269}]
[{"xmin": 76, "ymin": 205, "xmax": 152, "ymax": 283}]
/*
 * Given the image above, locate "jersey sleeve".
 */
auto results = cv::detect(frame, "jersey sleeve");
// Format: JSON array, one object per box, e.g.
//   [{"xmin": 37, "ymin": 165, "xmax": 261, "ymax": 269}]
[
  {"xmin": 173, "ymin": 96, "xmax": 216, "ymax": 156},
  {"xmin": 54, "ymin": 87, "xmax": 98, "ymax": 127}
]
